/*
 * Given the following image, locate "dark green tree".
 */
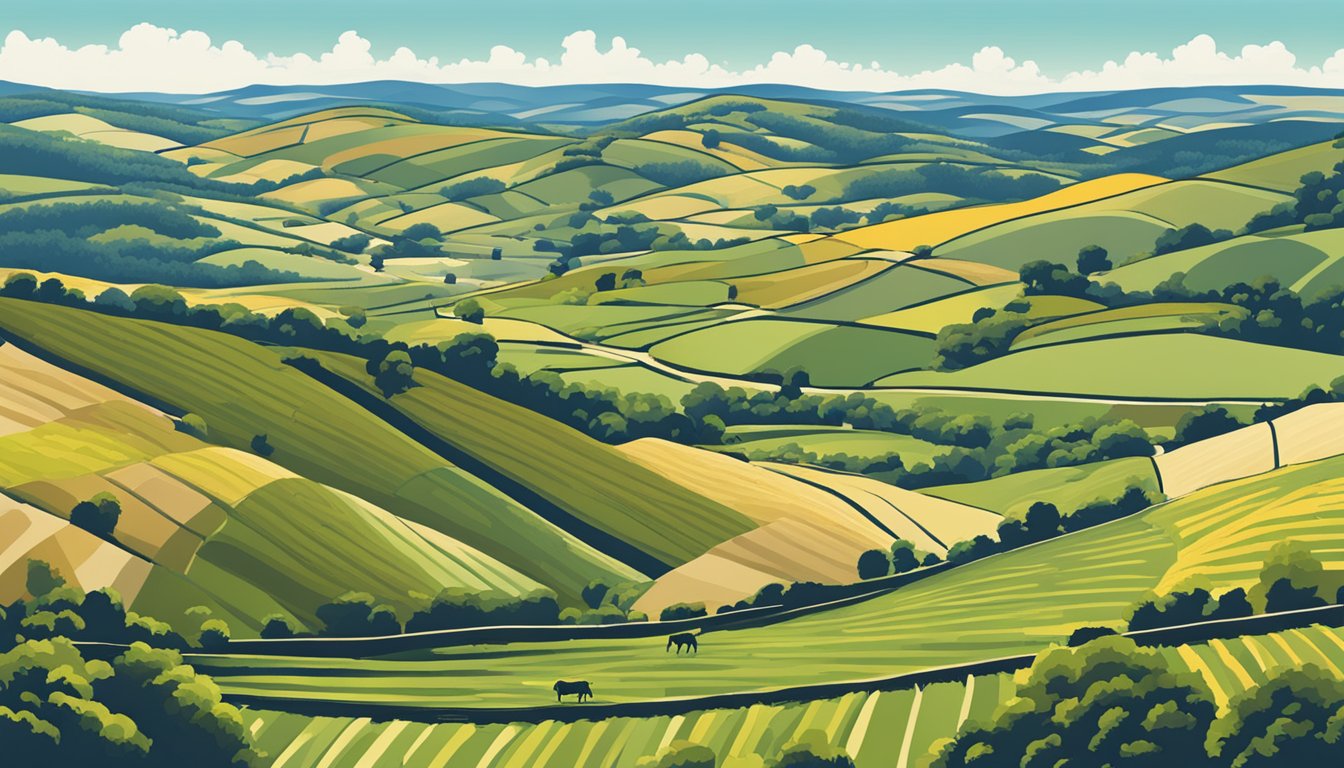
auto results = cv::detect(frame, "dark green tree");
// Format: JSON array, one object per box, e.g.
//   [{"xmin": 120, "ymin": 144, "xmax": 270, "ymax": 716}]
[
  {"xmin": 69, "ymin": 492, "xmax": 121, "ymax": 540},
  {"xmin": 1076, "ymin": 244, "xmax": 1111, "ymax": 274},
  {"xmin": 857, "ymin": 549, "xmax": 891, "ymax": 580}
]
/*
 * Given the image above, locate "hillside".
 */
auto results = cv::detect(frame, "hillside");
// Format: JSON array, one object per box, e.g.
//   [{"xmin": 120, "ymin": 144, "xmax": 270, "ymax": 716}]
[{"xmin": 5, "ymin": 75, "xmax": 1344, "ymax": 768}]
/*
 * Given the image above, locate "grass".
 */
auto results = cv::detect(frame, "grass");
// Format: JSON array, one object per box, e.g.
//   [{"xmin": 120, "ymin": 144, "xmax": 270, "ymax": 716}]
[
  {"xmin": 238, "ymin": 674, "xmax": 1016, "ymax": 768},
  {"xmin": 195, "ymin": 452, "xmax": 1344, "ymax": 707},
  {"xmin": 782, "ymin": 265, "xmax": 972, "ymax": 322},
  {"xmin": 720, "ymin": 425, "xmax": 945, "ymax": 465},
  {"xmin": 875, "ymin": 334, "xmax": 1344, "ymax": 399},
  {"xmin": 651, "ymin": 319, "xmax": 934, "ymax": 386},
  {"xmin": 0, "ymin": 299, "xmax": 630, "ymax": 601},
  {"xmin": 924, "ymin": 456, "xmax": 1160, "ymax": 518}
]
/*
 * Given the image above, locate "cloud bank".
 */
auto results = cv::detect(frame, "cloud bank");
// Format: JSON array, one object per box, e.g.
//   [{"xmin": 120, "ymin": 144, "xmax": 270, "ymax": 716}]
[{"xmin": 3, "ymin": 24, "xmax": 1344, "ymax": 94}]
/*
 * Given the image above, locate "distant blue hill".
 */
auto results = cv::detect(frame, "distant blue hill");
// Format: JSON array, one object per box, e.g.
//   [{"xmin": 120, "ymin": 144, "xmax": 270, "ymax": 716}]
[{"xmin": 3, "ymin": 79, "xmax": 1343, "ymax": 139}]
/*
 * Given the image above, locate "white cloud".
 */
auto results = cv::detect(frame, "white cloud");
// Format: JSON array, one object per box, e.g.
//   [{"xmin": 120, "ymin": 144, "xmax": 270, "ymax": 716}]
[{"xmin": 2, "ymin": 24, "xmax": 1344, "ymax": 94}]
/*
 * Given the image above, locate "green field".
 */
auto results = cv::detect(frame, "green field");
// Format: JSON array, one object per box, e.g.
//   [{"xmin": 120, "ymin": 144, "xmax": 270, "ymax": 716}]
[
  {"xmin": 241, "ymin": 674, "xmax": 1016, "ymax": 768},
  {"xmin": 192, "ymin": 453, "xmax": 1344, "ymax": 708},
  {"xmin": 876, "ymin": 334, "xmax": 1344, "ymax": 399},
  {"xmin": 0, "ymin": 299, "xmax": 631, "ymax": 602},
  {"xmin": 924, "ymin": 455, "xmax": 1160, "ymax": 517},
  {"xmin": 309, "ymin": 350, "xmax": 754, "ymax": 567}
]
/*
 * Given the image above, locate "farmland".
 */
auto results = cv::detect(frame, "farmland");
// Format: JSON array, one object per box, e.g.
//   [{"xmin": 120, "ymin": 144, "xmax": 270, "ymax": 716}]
[{"xmin": 5, "ymin": 72, "xmax": 1344, "ymax": 767}]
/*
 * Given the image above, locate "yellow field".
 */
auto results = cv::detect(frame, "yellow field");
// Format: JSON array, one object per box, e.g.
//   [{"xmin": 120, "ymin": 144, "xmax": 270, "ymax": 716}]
[
  {"xmin": 379, "ymin": 201, "xmax": 500, "ymax": 233},
  {"xmin": 836, "ymin": 173, "xmax": 1168, "ymax": 251},
  {"xmin": 1154, "ymin": 422, "xmax": 1276, "ymax": 499},
  {"xmin": 12, "ymin": 113, "xmax": 180, "ymax": 152},
  {"xmin": 730, "ymin": 259, "xmax": 893, "ymax": 308},
  {"xmin": 864, "ymin": 284, "xmax": 1022, "ymax": 332},
  {"xmin": 1274, "ymin": 402, "xmax": 1344, "ymax": 466},
  {"xmin": 912, "ymin": 258, "xmax": 1019, "ymax": 286},
  {"xmin": 260, "ymin": 177, "xmax": 369, "ymax": 205},
  {"xmin": 212, "ymin": 158, "xmax": 317, "ymax": 184},
  {"xmin": 762, "ymin": 463, "xmax": 1002, "ymax": 555},
  {"xmin": 621, "ymin": 440, "xmax": 894, "ymax": 612}
]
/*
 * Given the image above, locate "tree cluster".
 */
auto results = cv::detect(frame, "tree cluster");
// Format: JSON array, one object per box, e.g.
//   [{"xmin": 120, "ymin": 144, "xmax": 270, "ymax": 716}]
[{"xmin": 931, "ymin": 635, "xmax": 1344, "ymax": 768}]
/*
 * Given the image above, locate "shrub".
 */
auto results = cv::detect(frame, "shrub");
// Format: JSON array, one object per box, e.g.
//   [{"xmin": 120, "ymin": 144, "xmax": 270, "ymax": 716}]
[
  {"xmin": 250, "ymin": 433, "xmax": 274, "ymax": 457},
  {"xmin": 438, "ymin": 176, "xmax": 505, "ymax": 201},
  {"xmin": 176, "ymin": 412, "xmax": 208, "ymax": 438},
  {"xmin": 1207, "ymin": 666, "xmax": 1344, "ymax": 766},
  {"xmin": 638, "ymin": 740, "xmax": 717, "ymax": 768},
  {"xmin": 856, "ymin": 549, "xmax": 891, "ymax": 580},
  {"xmin": 259, "ymin": 614, "xmax": 297, "ymax": 639},
  {"xmin": 772, "ymin": 730, "xmax": 855, "ymax": 767},
  {"xmin": 660, "ymin": 602, "xmax": 708, "ymax": 622},
  {"xmin": 69, "ymin": 492, "xmax": 121, "ymax": 540},
  {"xmin": 330, "ymin": 233, "xmax": 371, "ymax": 254},
  {"xmin": 455, "ymin": 297, "xmax": 485, "ymax": 324},
  {"xmin": 930, "ymin": 637, "xmax": 1215, "ymax": 768},
  {"xmin": 315, "ymin": 592, "xmax": 400, "ymax": 637},
  {"xmin": 371, "ymin": 349, "xmax": 416, "ymax": 397},
  {"xmin": 1076, "ymin": 244, "xmax": 1111, "ymax": 274}
]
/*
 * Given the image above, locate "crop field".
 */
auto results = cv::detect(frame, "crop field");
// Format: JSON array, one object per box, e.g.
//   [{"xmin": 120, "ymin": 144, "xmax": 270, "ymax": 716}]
[
  {"xmin": 8, "ymin": 77, "xmax": 1344, "ymax": 768},
  {"xmin": 240, "ymin": 674, "xmax": 1016, "ymax": 768},
  {"xmin": 308, "ymin": 349, "xmax": 750, "ymax": 568},
  {"xmin": 193, "ymin": 451, "xmax": 1344, "ymax": 708},
  {"xmin": 1163, "ymin": 624, "xmax": 1344, "ymax": 710},
  {"xmin": 0, "ymin": 300, "xmax": 631, "ymax": 601}
]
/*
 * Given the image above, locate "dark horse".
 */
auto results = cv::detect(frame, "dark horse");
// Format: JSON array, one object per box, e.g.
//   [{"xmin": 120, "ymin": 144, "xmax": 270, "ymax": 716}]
[
  {"xmin": 667, "ymin": 632, "xmax": 699, "ymax": 654},
  {"xmin": 553, "ymin": 680, "xmax": 593, "ymax": 702}
]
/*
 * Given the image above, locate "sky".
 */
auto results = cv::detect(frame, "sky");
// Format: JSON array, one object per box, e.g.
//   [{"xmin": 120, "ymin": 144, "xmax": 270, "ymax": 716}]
[{"xmin": 3, "ymin": 0, "xmax": 1344, "ymax": 94}]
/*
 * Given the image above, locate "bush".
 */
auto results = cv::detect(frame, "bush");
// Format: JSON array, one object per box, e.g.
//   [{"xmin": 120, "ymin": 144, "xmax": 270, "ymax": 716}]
[
  {"xmin": 930, "ymin": 637, "xmax": 1215, "ymax": 768},
  {"xmin": 69, "ymin": 492, "xmax": 121, "ymax": 540},
  {"xmin": 1076, "ymin": 244, "xmax": 1111, "ymax": 274},
  {"xmin": 315, "ymin": 592, "xmax": 400, "ymax": 637},
  {"xmin": 250, "ymin": 433, "xmax": 274, "ymax": 457},
  {"xmin": 197, "ymin": 619, "xmax": 230, "ymax": 650},
  {"xmin": 772, "ymin": 730, "xmax": 855, "ymax": 767},
  {"xmin": 259, "ymin": 614, "xmax": 297, "ymax": 639},
  {"xmin": 1207, "ymin": 666, "xmax": 1344, "ymax": 766},
  {"xmin": 638, "ymin": 740, "xmax": 717, "ymax": 768},
  {"xmin": 176, "ymin": 412, "xmax": 208, "ymax": 438},
  {"xmin": 455, "ymin": 298, "xmax": 485, "ymax": 324},
  {"xmin": 330, "ymin": 233, "xmax": 370, "ymax": 254},
  {"xmin": 660, "ymin": 602, "xmax": 708, "ymax": 622},
  {"xmin": 635, "ymin": 161, "xmax": 728, "ymax": 187},
  {"xmin": 371, "ymin": 349, "xmax": 416, "ymax": 397},
  {"xmin": 406, "ymin": 588, "xmax": 559, "ymax": 631},
  {"xmin": 438, "ymin": 177, "xmax": 505, "ymax": 202},
  {"xmin": 1167, "ymin": 406, "xmax": 1245, "ymax": 448},
  {"xmin": 0, "ymin": 638, "xmax": 262, "ymax": 765},
  {"xmin": 856, "ymin": 549, "xmax": 890, "ymax": 580}
]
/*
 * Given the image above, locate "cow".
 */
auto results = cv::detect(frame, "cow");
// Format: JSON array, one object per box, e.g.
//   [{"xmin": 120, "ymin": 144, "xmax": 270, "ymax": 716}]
[
  {"xmin": 553, "ymin": 680, "xmax": 593, "ymax": 702},
  {"xmin": 667, "ymin": 632, "xmax": 699, "ymax": 654}
]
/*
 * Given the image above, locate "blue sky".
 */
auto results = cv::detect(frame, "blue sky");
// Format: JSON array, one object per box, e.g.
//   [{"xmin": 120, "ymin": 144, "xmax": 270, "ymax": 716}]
[
  {"xmin": 10, "ymin": 0, "xmax": 1344, "ymax": 72},
  {"xmin": 4, "ymin": 0, "xmax": 1344, "ymax": 93}
]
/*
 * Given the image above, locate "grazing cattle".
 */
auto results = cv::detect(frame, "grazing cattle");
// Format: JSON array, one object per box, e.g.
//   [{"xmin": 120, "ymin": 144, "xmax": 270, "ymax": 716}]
[
  {"xmin": 553, "ymin": 680, "xmax": 593, "ymax": 702},
  {"xmin": 667, "ymin": 632, "xmax": 699, "ymax": 654}
]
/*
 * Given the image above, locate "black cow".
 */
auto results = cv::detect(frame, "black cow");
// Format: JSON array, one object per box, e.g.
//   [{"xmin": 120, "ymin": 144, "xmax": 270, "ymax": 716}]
[{"xmin": 553, "ymin": 680, "xmax": 593, "ymax": 702}]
